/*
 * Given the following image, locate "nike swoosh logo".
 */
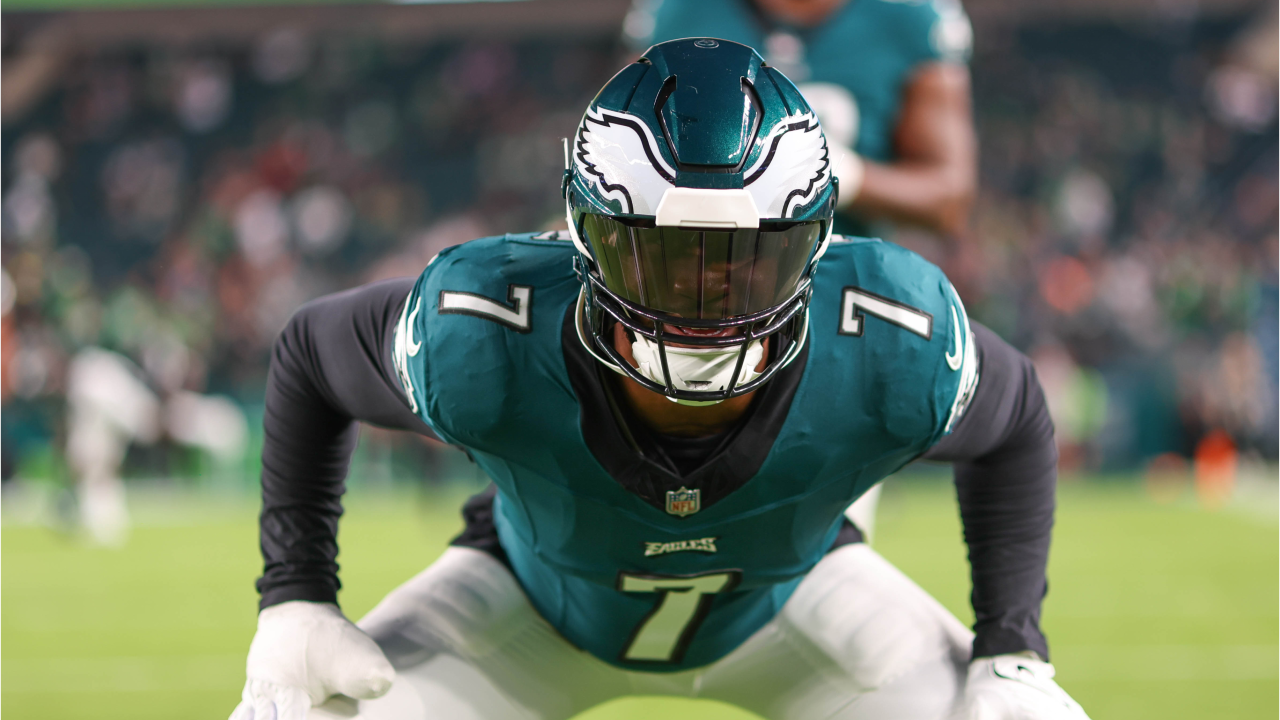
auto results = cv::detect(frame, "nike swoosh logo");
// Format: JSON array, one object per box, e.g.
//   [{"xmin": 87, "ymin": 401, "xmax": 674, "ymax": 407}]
[
  {"xmin": 946, "ymin": 305, "xmax": 963, "ymax": 371},
  {"xmin": 406, "ymin": 298, "xmax": 422, "ymax": 357}
]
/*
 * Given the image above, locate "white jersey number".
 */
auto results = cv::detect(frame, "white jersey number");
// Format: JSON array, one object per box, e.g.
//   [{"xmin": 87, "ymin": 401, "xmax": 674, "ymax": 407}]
[
  {"xmin": 438, "ymin": 285, "xmax": 533, "ymax": 333},
  {"xmin": 837, "ymin": 285, "xmax": 979, "ymax": 432},
  {"xmin": 618, "ymin": 570, "xmax": 740, "ymax": 663},
  {"xmin": 838, "ymin": 287, "xmax": 933, "ymax": 339}
]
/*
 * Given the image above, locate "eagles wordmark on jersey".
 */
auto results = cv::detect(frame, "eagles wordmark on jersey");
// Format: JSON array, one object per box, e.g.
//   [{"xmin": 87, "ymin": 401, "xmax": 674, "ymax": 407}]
[{"xmin": 644, "ymin": 536, "xmax": 718, "ymax": 557}]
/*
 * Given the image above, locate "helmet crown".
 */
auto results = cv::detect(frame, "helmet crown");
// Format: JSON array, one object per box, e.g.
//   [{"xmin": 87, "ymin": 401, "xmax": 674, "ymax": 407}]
[
  {"xmin": 571, "ymin": 38, "xmax": 836, "ymax": 217},
  {"xmin": 647, "ymin": 39, "xmax": 761, "ymax": 171}
]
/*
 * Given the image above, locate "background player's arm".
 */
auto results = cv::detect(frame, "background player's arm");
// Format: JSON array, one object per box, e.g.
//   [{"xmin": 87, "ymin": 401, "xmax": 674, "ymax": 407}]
[
  {"xmin": 848, "ymin": 62, "xmax": 976, "ymax": 237},
  {"xmin": 923, "ymin": 322, "xmax": 1056, "ymax": 660},
  {"xmin": 257, "ymin": 277, "xmax": 432, "ymax": 610}
]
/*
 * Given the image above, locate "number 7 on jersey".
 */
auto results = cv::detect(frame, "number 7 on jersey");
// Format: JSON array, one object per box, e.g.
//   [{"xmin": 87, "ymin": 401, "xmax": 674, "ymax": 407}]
[
  {"xmin": 838, "ymin": 286, "xmax": 933, "ymax": 339},
  {"xmin": 617, "ymin": 570, "xmax": 740, "ymax": 663}
]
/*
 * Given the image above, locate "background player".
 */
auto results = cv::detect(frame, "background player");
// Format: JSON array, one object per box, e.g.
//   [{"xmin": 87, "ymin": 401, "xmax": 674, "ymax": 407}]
[
  {"xmin": 629, "ymin": 0, "xmax": 977, "ymax": 240},
  {"xmin": 231, "ymin": 39, "xmax": 1087, "ymax": 720}
]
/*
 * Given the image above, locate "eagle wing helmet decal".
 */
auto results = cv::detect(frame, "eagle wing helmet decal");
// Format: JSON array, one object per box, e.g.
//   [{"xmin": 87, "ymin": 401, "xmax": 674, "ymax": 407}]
[
  {"xmin": 574, "ymin": 107, "xmax": 676, "ymax": 216},
  {"xmin": 743, "ymin": 112, "xmax": 831, "ymax": 219},
  {"xmin": 575, "ymin": 108, "xmax": 830, "ymax": 221}
]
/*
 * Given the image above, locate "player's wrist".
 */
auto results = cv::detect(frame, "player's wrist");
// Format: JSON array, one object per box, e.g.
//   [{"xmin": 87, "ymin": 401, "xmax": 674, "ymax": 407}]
[
  {"xmin": 971, "ymin": 649, "xmax": 1044, "ymax": 664},
  {"xmin": 971, "ymin": 624, "xmax": 1049, "ymax": 663},
  {"xmin": 258, "ymin": 582, "xmax": 340, "ymax": 611},
  {"xmin": 258, "ymin": 599, "xmax": 341, "ymax": 620},
  {"xmin": 830, "ymin": 142, "xmax": 864, "ymax": 209}
]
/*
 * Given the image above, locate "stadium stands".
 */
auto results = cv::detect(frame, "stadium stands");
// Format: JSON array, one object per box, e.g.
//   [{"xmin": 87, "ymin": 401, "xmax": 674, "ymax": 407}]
[{"xmin": 1, "ymin": 5, "xmax": 1275, "ymax": 484}]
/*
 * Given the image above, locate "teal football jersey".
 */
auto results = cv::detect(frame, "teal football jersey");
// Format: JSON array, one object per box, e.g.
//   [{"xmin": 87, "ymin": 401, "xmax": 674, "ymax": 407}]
[{"xmin": 392, "ymin": 232, "xmax": 977, "ymax": 671}]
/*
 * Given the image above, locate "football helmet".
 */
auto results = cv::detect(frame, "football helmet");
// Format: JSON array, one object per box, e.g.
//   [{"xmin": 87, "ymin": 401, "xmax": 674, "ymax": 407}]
[{"xmin": 565, "ymin": 38, "xmax": 838, "ymax": 405}]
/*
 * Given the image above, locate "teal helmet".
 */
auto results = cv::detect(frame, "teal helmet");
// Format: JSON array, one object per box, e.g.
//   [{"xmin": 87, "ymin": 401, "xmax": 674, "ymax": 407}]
[{"xmin": 565, "ymin": 38, "xmax": 838, "ymax": 404}]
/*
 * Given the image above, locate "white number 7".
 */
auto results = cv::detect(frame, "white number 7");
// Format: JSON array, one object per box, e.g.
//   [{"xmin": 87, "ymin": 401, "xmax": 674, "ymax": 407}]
[
  {"xmin": 438, "ymin": 285, "xmax": 533, "ymax": 333},
  {"xmin": 838, "ymin": 287, "xmax": 933, "ymax": 339},
  {"xmin": 618, "ymin": 571, "xmax": 740, "ymax": 663}
]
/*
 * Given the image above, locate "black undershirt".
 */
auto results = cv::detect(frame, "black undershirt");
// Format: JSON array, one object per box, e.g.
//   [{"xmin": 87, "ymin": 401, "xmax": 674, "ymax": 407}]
[
  {"xmin": 652, "ymin": 430, "xmax": 734, "ymax": 477},
  {"xmin": 256, "ymin": 277, "xmax": 1057, "ymax": 661}
]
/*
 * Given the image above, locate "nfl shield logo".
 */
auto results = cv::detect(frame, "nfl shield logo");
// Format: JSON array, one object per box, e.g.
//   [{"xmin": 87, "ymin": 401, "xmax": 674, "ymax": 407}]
[{"xmin": 665, "ymin": 486, "xmax": 701, "ymax": 517}]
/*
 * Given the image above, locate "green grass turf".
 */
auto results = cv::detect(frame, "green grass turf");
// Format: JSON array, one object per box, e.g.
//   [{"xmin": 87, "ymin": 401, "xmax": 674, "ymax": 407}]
[{"xmin": 2, "ymin": 477, "xmax": 1276, "ymax": 719}]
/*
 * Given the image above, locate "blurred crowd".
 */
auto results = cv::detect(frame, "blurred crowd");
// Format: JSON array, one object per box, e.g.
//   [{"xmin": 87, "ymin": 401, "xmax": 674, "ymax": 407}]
[
  {"xmin": 959, "ymin": 14, "xmax": 1278, "ymax": 470},
  {"xmin": 1, "ymin": 7, "xmax": 1275, "ymax": 489},
  {"xmin": 2, "ymin": 32, "xmax": 618, "ymax": 486}
]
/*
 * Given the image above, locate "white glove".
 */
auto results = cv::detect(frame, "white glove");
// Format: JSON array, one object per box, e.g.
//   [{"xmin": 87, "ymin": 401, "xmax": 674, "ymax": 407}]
[
  {"xmin": 963, "ymin": 652, "xmax": 1090, "ymax": 720},
  {"xmin": 229, "ymin": 601, "xmax": 395, "ymax": 720}
]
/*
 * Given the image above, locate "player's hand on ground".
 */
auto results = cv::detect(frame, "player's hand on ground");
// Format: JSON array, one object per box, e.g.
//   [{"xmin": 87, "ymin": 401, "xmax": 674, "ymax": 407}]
[
  {"xmin": 963, "ymin": 652, "xmax": 1090, "ymax": 720},
  {"xmin": 229, "ymin": 601, "xmax": 395, "ymax": 720}
]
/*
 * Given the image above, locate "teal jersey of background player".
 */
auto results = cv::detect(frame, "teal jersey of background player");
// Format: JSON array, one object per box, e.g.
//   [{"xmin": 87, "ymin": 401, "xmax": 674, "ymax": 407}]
[
  {"xmin": 392, "ymin": 231, "xmax": 975, "ymax": 671},
  {"xmin": 641, "ymin": 0, "xmax": 972, "ymax": 164}
]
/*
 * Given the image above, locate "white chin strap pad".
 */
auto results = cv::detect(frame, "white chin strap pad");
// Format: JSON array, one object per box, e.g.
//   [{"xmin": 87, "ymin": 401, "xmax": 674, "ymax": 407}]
[{"xmin": 630, "ymin": 335, "xmax": 765, "ymax": 397}]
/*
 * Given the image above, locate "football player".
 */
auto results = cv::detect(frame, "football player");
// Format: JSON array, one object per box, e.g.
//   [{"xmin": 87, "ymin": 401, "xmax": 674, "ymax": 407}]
[{"xmin": 230, "ymin": 40, "xmax": 1087, "ymax": 720}]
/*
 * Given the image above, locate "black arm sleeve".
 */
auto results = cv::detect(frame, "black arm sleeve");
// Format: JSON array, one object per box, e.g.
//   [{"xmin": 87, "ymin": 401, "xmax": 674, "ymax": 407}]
[
  {"xmin": 255, "ymin": 277, "xmax": 434, "ymax": 610},
  {"xmin": 922, "ymin": 322, "xmax": 1057, "ymax": 661}
]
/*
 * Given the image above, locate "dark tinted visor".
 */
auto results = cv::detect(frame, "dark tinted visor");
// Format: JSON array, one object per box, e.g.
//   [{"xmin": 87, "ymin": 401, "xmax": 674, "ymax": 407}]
[{"xmin": 581, "ymin": 215, "xmax": 822, "ymax": 320}]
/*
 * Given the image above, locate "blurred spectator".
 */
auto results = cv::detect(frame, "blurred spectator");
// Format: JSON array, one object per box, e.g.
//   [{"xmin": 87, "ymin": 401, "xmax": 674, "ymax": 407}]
[
  {"xmin": 965, "ymin": 7, "xmax": 1277, "ymax": 469},
  {"xmin": 1030, "ymin": 342, "xmax": 1109, "ymax": 471},
  {"xmin": 1, "ymin": 272, "xmax": 15, "ymax": 480}
]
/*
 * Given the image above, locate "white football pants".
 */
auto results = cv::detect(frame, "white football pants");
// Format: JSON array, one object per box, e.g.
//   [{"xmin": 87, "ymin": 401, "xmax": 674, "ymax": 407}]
[{"xmin": 312, "ymin": 544, "xmax": 972, "ymax": 720}]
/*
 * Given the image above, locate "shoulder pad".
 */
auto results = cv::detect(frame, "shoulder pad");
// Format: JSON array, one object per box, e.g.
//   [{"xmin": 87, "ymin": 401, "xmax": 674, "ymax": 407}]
[
  {"xmin": 394, "ymin": 234, "xmax": 580, "ymax": 444},
  {"xmin": 814, "ymin": 240, "xmax": 977, "ymax": 443}
]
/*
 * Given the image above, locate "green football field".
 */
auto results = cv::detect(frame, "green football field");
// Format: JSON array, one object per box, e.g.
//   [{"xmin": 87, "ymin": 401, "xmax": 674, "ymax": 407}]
[{"xmin": 3, "ymin": 475, "xmax": 1276, "ymax": 720}]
